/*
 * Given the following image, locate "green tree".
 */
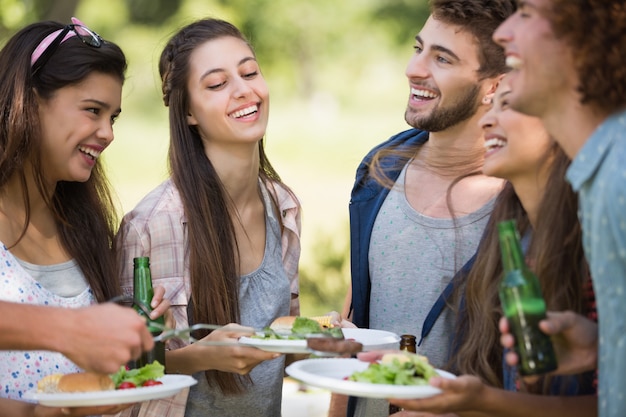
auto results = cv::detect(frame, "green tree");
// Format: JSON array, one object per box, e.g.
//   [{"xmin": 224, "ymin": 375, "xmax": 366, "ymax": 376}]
[
  {"xmin": 299, "ymin": 228, "xmax": 351, "ymax": 316},
  {"xmin": 372, "ymin": 0, "xmax": 430, "ymax": 45},
  {"xmin": 125, "ymin": 0, "xmax": 183, "ymax": 25},
  {"xmin": 212, "ymin": 0, "xmax": 429, "ymax": 99},
  {"xmin": 0, "ymin": 0, "xmax": 184, "ymax": 36}
]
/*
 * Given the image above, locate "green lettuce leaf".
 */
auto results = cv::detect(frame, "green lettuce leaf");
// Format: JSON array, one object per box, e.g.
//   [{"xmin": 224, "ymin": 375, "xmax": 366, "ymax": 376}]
[
  {"xmin": 349, "ymin": 354, "xmax": 437, "ymax": 386},
  {"xmin": 111, "ymin": 361, "xmax": 165, "ymax": 388}
]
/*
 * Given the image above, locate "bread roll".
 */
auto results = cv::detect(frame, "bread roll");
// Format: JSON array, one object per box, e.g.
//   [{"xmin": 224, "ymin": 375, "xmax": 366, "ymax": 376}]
[
  {"xmin": 37, "ymin": 372, "xmax": 115, "ymax": 393},
  {"xmin": 270, "ymin": 316, "xmax": 297, "ymax": 332},
  {"xmin": 37, "ymin": 374, "xmax": 63, "ymax": 393}
]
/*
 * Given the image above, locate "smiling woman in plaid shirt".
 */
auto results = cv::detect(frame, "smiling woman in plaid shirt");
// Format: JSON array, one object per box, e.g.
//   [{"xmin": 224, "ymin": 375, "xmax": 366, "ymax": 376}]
[{"xmin": 115, "ymin": 18, "xmax": 302, "ymax": 417}]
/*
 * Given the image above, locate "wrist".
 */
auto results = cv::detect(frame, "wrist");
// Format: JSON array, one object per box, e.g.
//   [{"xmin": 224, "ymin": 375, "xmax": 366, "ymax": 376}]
[
  {"xmin": 166, "ymin": 344, "xmax": 207, "ymax": 375},
  {"xmin": 476, "ymin": 384, "xmax": 499, "ymax": 413},
  {"xmin": 40, "ymin": 306, "xmax": 73, "ymax": 355}
]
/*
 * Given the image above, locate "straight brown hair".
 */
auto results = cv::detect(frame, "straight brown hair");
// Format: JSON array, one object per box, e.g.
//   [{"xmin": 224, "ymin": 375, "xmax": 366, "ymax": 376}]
[{"xmin": 159, "ymin": 18, "xmax": 296, "ymax": 394}]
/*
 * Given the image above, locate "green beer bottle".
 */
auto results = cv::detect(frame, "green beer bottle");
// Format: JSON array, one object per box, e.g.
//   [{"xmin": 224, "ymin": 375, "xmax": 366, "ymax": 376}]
[
  {"xmin": 133, "ymin": 256, "xmax": 166, "ymax": 368},
  {"xmin": 498, "ymin": 219, "xmax": 557, "ymax": 376}
]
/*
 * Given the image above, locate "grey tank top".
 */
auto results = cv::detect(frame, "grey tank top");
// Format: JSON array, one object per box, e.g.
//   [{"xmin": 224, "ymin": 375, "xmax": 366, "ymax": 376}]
[
  {"xmin": 16, "ymin": 258, "xmax": 88, "ymax": 297},
  {"xmin": 185, "ymin": 186, "xmax": 291, "ymax": 417},
  {"xmin": 355, "ymin": 165, "xmax": 494, "ymax": 417}
]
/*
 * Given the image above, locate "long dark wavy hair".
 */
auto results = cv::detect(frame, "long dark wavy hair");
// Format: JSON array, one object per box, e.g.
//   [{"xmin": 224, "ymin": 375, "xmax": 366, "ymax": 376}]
[
  {"xmin": 158, "ymin": 18, "xmax": 296, "ymax": 394},
  {"xmin": 0, "ymin": 21, "xmax": 126, "ymax": 302},
  {"xmin": 451, "ymin": 145, "xmax": 589, "ymax": 394}
]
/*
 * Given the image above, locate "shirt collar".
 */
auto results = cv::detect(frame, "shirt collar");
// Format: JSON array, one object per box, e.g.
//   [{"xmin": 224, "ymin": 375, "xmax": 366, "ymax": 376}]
[{"xmin": 566, "ymin": 109, "xmax": 626, "ymax": 191}]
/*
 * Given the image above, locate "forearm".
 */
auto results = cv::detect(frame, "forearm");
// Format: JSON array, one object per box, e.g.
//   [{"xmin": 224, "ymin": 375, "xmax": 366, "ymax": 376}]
[
  {"xmin": 327, "ymin": 393, "xmax": 349, "ymax": 417},
  {"xmin": 165, "ymin": 346, "xmax": 202, "ymax": 375},
  {"xmin": 0, "ymin": 303, "xmax": 67, "ymax": 353},
  {"xmin": 0, "ymin": 399, "xmax": 60, "ymax": 417},
  {"xmin": 473, "ymin": 387, "xmax": 597, "ymax": 417},
  {"xmin": 164, "ymin": 344, "xmax": 234, "ymax": 375},
  {"xmin": 0, "ymin": 399, "xmax": 34, "ymax": 417}
]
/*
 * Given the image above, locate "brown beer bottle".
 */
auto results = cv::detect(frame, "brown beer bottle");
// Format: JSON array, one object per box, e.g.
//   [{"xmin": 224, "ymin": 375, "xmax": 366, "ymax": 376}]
[
  {"xmin": 498, "ymin": 220, "xmax": 557, "ymax": 376},
  {"xmin": 389, "ymin": 333, "xmax": 418, "ymax": 413},
  {"xmin": 399, "ymin": 334, "xmax": 417, "ymax": 353}
]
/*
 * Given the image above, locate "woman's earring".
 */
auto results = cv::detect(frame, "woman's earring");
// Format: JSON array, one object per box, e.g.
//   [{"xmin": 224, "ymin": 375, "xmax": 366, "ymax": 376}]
[{"xmin": 482, "ymin": 96, "xmax": 492, "ymax": 105}]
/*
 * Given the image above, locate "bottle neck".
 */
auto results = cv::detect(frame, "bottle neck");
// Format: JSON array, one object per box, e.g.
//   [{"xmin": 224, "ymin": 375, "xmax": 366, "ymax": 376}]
[
  {"xmin": 399, "ymin": 334, "xmax": 417, "ymax": 353},
  {"xmin": 500, "ymin": 231, "xmax": 526, "ymax": 272},
  {"xmin": 498, "ymin": 220, "xmax": 526, "ymax": 273},
  {"xmin": 132, "ymin": 257, "xmax": 163, "ymax": 328},
  {"xmin": 133, "ymin": 266, "xmax": 154, "ymax": 312}
]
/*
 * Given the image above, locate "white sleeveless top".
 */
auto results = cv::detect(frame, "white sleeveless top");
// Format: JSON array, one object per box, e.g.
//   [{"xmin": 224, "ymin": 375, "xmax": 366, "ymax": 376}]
[{"xmin": 0, "ymin": 242, "xmax": 95, "ymax": 400}]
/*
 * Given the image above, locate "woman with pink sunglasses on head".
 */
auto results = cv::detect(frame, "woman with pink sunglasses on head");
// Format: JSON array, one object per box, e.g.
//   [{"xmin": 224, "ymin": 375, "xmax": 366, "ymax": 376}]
[{"xmin": 0, "ymin": 18, "xmax": 168, "ymax": 417}]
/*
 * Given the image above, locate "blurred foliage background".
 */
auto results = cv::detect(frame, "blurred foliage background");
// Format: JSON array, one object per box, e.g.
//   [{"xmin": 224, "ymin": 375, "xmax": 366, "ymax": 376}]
[{"xmin": 0, "ymin": 0, "xmax": 429, "ymax": 316}]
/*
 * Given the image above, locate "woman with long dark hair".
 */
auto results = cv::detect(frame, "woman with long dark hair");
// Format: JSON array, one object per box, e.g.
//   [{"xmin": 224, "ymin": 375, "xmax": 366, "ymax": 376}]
[
  {"xmin": 0, "ymin": 17, "xmax": 164, "ymax": 417},
  {"xmin": 116, "ymin": 18, "xmax": 301, "ymax": 417}
]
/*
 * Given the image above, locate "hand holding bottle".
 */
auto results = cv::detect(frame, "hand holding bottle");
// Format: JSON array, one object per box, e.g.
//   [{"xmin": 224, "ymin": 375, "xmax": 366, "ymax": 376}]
[
  {"xmin": 500, "ymin": 310, "xmax": 598, "ymax": 378},
  {"xmin": 497, "ymin": 220, "xmax": 557, "ymax": 376},
  {"xmin": 132, "ymin": 257, "xmax": 169, "ymax": 368},
  {"xmin": 149, "ymin": 284, "xmax": 171, "ymax": 323}
]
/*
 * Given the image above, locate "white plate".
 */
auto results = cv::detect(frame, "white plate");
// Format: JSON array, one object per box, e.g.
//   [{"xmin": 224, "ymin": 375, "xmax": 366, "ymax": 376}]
[
  {"xmin": 286, "ymin": 358, "xmax": 455, "ymax": 399},
  {"xmin": 342, "ymin": 328, "xmax": 401, "ymax": 351},
  {"xmin": 22, "ymin": 374, "xmax": 197, "ymax": 407},
  {"xmin": 238, "ymin": 336, "xmax": 311, "ymax": 353},
  {"xmin": 239, "ymin": 328, "xmax": 401, "ymax": 354}
]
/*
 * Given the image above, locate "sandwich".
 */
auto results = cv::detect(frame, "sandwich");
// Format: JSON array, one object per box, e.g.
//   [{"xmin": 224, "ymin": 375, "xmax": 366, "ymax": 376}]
[{"xmin": 37, "ymin": 361, "xmax": 165, "ymax": 393}]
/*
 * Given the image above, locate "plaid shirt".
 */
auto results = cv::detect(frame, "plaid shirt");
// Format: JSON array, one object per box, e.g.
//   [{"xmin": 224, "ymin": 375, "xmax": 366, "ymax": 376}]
[{"xmin": 115, "ymin": 178, "xmax": 301, "ymax": 417}]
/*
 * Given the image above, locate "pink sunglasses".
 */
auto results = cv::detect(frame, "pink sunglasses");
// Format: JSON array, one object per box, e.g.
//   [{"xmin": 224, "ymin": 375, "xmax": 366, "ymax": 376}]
[{"xmin": 31, "ymin": 17, "xmax": 102, "ymax": 74}]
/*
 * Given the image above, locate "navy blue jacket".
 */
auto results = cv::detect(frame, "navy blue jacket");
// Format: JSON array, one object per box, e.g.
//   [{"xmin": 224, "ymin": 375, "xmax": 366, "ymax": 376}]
[{"xmin": 348, "ymin": 128, "xmax": 429, "ymax": 328}]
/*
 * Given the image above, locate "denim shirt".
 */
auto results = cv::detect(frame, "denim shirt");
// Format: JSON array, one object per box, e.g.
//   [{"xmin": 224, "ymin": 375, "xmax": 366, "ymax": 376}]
[{"xmin": 567, "ymin": 109, "xmax": 626, "ymax": 417}]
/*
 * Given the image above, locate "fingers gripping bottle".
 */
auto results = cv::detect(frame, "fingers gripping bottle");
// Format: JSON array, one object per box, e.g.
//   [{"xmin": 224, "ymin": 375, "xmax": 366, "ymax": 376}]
[
  {"xmin": 133, "ymin": 256, "xmax": 166, "ymax": 368},
  {"xmin": 497, "ymin": 220, "xmax": 557, "ymax": 376}
]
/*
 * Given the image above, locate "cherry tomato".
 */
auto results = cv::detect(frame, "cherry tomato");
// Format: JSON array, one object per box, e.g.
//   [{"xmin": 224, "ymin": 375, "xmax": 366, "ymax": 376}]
[
  {"xmin": 142, "ymin": 380, "xmax": 163, "ymax": 387},
  {"xmin": 117, "ymin": 381, "xmax": 137, "ymax": 389}
]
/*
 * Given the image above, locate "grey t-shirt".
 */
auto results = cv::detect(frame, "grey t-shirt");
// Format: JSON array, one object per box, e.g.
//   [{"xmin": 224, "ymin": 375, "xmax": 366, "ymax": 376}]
[
  {"xmin": 355, "ymin": 165, "xmax": 494, "ymax": 417},
  {"xmin": 185, "ymin": 187, "xmax": 291, "ymax": 417}
]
